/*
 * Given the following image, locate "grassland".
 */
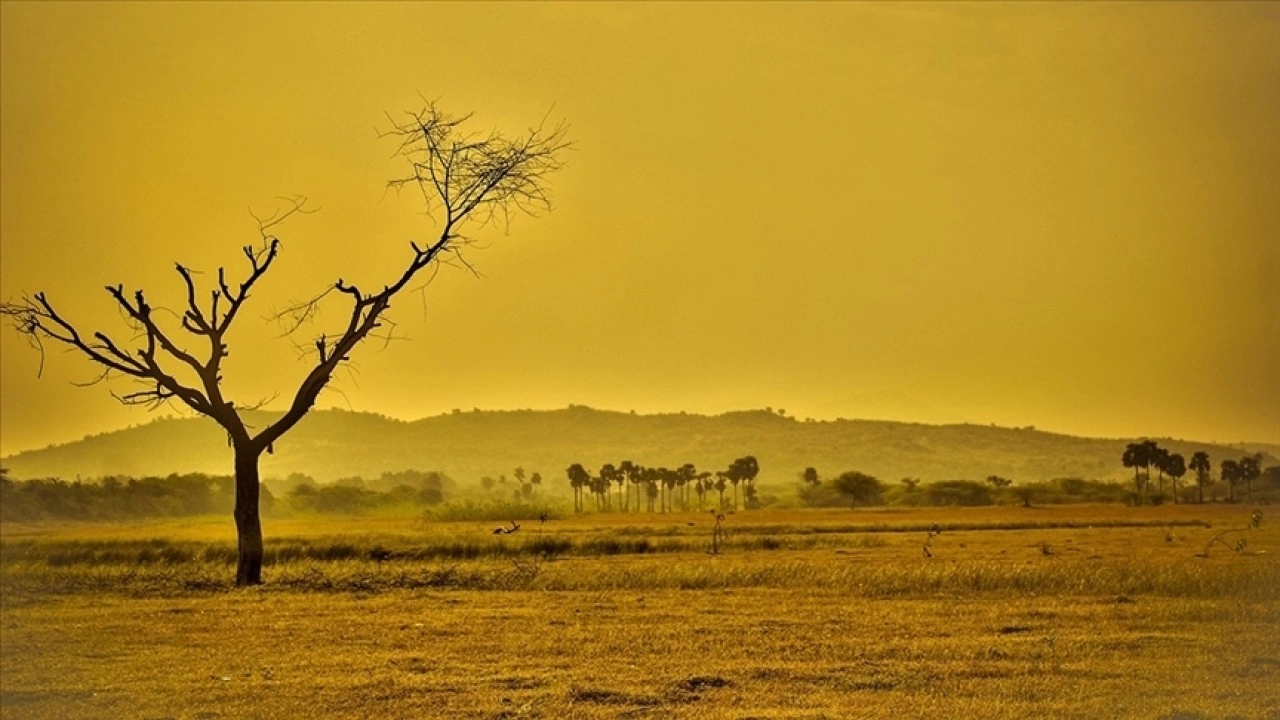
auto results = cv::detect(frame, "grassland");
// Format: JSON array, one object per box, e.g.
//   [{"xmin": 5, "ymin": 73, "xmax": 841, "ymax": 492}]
[{"xmin": 3, "ymin": 505, "xmax": 1279, "ymax": 719}]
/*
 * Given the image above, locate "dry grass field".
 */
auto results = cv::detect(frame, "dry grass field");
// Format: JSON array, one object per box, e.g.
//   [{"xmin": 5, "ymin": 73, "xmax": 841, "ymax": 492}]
[{"xmin": 3, "ymin": 505, "xmax": 1279, "ymax": 719}]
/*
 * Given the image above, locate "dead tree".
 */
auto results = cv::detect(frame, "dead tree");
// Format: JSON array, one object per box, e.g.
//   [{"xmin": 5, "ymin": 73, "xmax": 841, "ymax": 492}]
[{"xmin": 1, "ymin": 103, "xmax": 569, "ymax": 585}]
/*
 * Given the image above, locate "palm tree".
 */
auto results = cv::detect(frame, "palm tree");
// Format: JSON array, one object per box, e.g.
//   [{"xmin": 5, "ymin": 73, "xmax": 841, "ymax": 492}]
[
  {"xmin": 714, "ymin": 471, "xmax": 728, "ymax": 510},
  {"xmin": 626, "ymin": 462, "xmax": 645, "ymax": 512},
  {"xmin": 645, "ymin": 473, "xmax": 659, "ymax": 512},
  {"xmin": 678, "ymin": 463, "xmax": 697, "ymax": 511},
  {"xmin": 619, "ymin": 460, "xmax": 635, "ymax": 512},
  {"xmin": 736, "ymin": 456, "xmax": 760, "ymax": 509},
  {"xmin": 661, "ymin": 468, "xmax": 678, "ymax": 512},
  {"xmin": 695, "ymin": 471, "xmax": 711, "ymax": 509},
  {"xmin": 566, "ymin": 463, "xmax": 590, "ymax": 513},
  {"xmin": 1221, "ymin": 459, "xmax": 1241, "ymax": 503},
  {"xmin": 803, "ymin": 467, "xmax": 820, "ymax": 487},
  {"xmin": 1189, "ymin": 452, "xmax": 1211, "ymax": 503},
  {"xmin": 1151, "ymin": 446, "xmax": 1171, "ymax": 499},
  {"xmin": 596, "ymin": 474, "xmax": 612, "ymax": 511},
  {"xmin": 722, "ymin": 457, "xmax": 758, "ymax": 510},
  {"xmin": 645, "ymin": 467, "xmax": 658, "ymax": 512},
  {"xmin": 1239, "ymin": 454, "xmax": 1262, "ymax": 500},
  {"xmin": 1165, "ymin": 452, "xmax": 1186, "ymax": 504},
  {"xmin": 600, "ymin": 464, "xmax": 618, "ymax": 512},
  {"xmin": 1122, "ymin": 442, "xmax": 1149, "ymax": 497}
]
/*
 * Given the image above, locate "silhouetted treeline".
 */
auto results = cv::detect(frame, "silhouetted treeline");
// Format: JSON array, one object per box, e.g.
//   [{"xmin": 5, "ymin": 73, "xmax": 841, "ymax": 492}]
[
  {"xmin": 1122, "ymin": 441, "xmax": 1278, "ymax": 505},
  {"xmin": 0, "ymin": 468, "xmax": 454, "ymax": 522},
  {"xmin": 792, "ymin": 471, "xmax": 1254, "ymax": 509},
  {"xmin": 281, "ymin": 470, "xmax": 451, "ymax": 514},
  {"xmin": 0, "ymin": 472, "xmax": 261, "ymax": 522}
]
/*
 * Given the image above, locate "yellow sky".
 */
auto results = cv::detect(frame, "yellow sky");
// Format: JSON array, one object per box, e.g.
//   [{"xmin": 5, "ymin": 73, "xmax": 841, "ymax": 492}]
[{"xmin": 2, "ymin": 2, "xmax": 1278, "ymax": 456}]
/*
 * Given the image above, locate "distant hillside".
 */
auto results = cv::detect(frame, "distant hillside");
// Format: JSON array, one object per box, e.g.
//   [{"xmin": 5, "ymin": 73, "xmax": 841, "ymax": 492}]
[{"xmin": 4, "ymin": 407, "xmax": 1277, "ymax": 491}]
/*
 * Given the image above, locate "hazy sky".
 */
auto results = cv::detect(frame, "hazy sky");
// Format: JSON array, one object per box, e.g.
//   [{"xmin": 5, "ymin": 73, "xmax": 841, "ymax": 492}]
[{"xmin": 2, "ymin": 2, "xmax": 1278, "ymax": 456}]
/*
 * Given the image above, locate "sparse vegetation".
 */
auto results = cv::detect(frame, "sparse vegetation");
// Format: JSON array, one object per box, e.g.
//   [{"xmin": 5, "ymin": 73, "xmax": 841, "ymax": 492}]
[{"xmin": 2, "ymin": 504, "xmax": 1277, "ymax": 718}]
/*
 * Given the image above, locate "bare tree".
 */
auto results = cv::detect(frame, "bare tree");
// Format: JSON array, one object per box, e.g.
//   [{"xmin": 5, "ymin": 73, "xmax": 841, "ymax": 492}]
[{"xmin": 1, "ymin": 103, "xmax": 569, "ymax": 585}]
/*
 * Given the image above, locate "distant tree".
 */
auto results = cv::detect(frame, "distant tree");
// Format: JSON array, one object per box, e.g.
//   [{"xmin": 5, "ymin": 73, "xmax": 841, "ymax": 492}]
[
  {"xmin": 1122, "ymin": 442, "xmax": 1148, "ymax": 496},
  {"xmin": 660, "ymin": 467, "xmax": 677, "ymax": 512},
  {"xmin": 1262, "ymin": 465, "xmax": 1280, "ymax": 492},
  {"xmin": 283, "ymin": 472, "xmax": 317, "ymax": 495},
  {"xmin": 481, "ymin": 476, "xmax": 496, "ymax": 492},
  {"xmin": 986, "ymin": 475, "xmax": 1012, "ymax": 489},
  {"xmin": 566, "ymin": 463, "xmax": 590, "ymax": 513},
  {"xmin": 900, "ymin": 477, "xmax": 920, "ymax": 492},
  {"xmin": 737, "ymin": 456, "xmax": 761, "ymax": 509},
  {"xmin": 1142, "ymin": 440, "xmax": 1161, "ymax": 496},
  {"xmin": 1122, "ymin": 441, "xmax": 1156, "ymax": 499},
  {"xmin": 529, "ymin": 472, "xmax": 542, "ymax": 491},
  {"xmin": 695, "ymin": 471, "xmax": 712, "ymax": 510},
  {"xmin": 600, "ymin": 463, "xmax": 618, "ymax": 512},
  {"xmin": 1008, "ymin": 484, "xmax": 1037, "ymax": 508},
  {"xmin": 514, "ymin": 467, "xmax": 526, "ymax": 485},
  {"xmin": 645, "ymin": 473, "xmax": 659, "ymax": 512},
  {"xmin": 1221, "ymin": 459, "xmax": 1241, "ymax": 503},
  {"xmin": 0, "ymin": 468, "xmax": 11, "ymax": 510},
  {"xmin": 721, "ymin": 456, "xmax": 759, "ymax": 510},
  {"xmin": 713, "ymin": 471, "xmax": 729, "ymax": 510},
  {"xmin": 796, "ymin": 468, "xmax": 827, "ymax": 508},
  {"xmin": 593, "ymin": 473, "xmax": 611, "ymax": 511},
  {"xmin": 619, "ymin": 460, "xmax": 636, "ymax": 512},
  {"xmin": 626, "ymin": 461, "xmax": 647, "ymax": 513},
  {"xmin": 1165, "ymin": 453, "xmax": 1186, "ymax": 504},
  {"xmin": 1239, "ymin": 454, "xmax": 1262, "ymax": 500},
  {"xmin": 678, "ymin": 463, "xmax": 697, "ymax": 511},
  {"xmin": 832, "ymin": 471, "xmax": 884, "ymax": 509},
  {"xmin": 1189, "ymin": 452, "xmax": 1212, "ymax": 503},
  {"xmin": 1151, "ymin": 446, "xmax": 1171, "ymax": 499},
  {"xmin": 923, "ymin": 480, "xmax": 994, "ymax": 507},
  {"xmin": 0, "ymin": 103, "xmax": 568, "ymax": 585}
]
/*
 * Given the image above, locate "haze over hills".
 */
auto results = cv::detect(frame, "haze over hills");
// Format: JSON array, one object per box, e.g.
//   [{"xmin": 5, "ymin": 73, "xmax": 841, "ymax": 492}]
[{"xmin": 3, "ymin": 407, "xmax": 1276, "ymax": 491}]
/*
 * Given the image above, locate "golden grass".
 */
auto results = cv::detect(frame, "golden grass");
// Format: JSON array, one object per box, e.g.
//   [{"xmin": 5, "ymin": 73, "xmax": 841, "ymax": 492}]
[{"xmin": 2, "ymin": 505, "xmax": 1278, "ymax": 719}]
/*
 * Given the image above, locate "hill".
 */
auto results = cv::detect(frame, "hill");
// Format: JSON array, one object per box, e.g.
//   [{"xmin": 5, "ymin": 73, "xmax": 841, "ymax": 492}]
[{"xmin": 3, "ymin": 407, "xmax": 1276, "ymax": 491}]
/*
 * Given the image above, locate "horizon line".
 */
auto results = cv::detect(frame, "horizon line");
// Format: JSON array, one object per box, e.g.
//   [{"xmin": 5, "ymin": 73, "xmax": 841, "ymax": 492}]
[{"xmin": 3, "ymin": 403, "xmax": 1278, "ymax": 459}]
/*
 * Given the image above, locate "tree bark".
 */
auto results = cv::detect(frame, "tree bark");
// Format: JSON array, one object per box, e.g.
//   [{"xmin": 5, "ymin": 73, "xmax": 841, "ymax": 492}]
[{"xmin": 233, "ymin": 445, "xmax": 265, "ymax": 586}]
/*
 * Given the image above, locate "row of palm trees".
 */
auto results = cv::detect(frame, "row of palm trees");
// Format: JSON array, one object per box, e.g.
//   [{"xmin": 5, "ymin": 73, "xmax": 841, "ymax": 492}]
[
  {"xmin": 565, "ymin": 456, "xmax": 760, "ymax": 513},
  {"xmin": 1122, "ymin": 440, "xmax": 1263, "ymax": 503}
]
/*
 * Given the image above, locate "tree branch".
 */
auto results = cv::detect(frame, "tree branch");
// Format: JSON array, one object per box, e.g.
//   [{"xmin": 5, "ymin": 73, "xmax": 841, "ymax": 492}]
[{"xmin": 259, "ymin": 103, "xmax": 570, "ymax": 451}]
